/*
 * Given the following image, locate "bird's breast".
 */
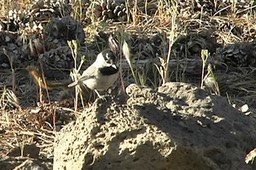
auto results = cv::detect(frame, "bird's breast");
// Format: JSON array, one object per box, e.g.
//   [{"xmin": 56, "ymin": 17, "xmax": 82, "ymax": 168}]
[{"xmin": 83, "ymin": 71, "xmax": 118, "ymax": 91}]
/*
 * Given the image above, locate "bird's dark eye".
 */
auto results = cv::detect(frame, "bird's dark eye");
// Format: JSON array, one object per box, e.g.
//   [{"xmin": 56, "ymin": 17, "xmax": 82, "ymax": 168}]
[{"xmin": 103, "ymin": 50, "xmax": 115, "ymax": 64}]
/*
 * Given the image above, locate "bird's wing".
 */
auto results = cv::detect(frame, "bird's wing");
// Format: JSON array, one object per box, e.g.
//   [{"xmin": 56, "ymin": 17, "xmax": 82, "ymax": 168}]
[
  {"xmin": 68, "ymin": 64, "xmax": 97, "ymax": 88},
  {"xmin": 79, "ymin": 75, "xmax": 96, "ymax": 82},
  {"xmin": 68, "ymin": 74, "xmax": 95, "ymax": 87}
]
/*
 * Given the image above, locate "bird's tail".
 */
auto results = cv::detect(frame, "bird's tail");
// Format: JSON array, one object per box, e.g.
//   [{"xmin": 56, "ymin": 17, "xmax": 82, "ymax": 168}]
[
  {"xmin": 26, "ymin": 65, "xmax": 71, "ymax": 90},
  {"xmin": 68, "ymin": 81, "xmax": 79, "ymax": 87}
]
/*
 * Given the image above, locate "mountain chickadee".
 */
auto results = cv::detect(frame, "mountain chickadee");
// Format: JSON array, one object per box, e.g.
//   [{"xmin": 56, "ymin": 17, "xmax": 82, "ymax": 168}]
[{"xmin": 68, "ymin": 49, "xmax": 119, "ymax": 96}]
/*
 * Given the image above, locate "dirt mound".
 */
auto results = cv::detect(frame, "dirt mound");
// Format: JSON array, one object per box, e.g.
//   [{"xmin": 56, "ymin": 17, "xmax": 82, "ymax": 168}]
[{"xmin": 54, "ymin": 82, "xmax": 256, "ymax": 170}]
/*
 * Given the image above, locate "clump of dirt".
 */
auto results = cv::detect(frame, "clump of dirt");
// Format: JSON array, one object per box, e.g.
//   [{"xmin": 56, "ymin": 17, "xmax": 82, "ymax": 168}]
[{"xmin": 54, "ymin": 82, "xmax": 256, "ymax": 170}]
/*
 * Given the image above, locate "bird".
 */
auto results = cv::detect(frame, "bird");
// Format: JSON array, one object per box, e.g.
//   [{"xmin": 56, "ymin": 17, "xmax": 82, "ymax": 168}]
[{"xmin": 68, "ymin": 49, "xmax": 119, "ymax": 97}]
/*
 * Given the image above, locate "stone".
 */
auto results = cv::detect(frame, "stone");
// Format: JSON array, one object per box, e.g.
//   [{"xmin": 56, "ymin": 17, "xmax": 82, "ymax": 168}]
[{"xmin": 53, "ymin": 82, "xmax": 256, "ymax": 170}]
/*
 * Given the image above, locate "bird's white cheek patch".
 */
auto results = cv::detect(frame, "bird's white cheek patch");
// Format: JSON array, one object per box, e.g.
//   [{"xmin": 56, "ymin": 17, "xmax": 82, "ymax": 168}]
[{"xmin": 111, "ymin": 64, "xmax": 117, "ymax": 69}]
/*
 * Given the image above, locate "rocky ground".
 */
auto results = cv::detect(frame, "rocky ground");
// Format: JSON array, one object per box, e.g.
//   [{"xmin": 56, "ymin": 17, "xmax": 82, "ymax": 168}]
[
  {"xmin": 53, "ymin": 83, "xmax": 256, "ymax": 170},
  {"xmin": 1, "ymin": 0, "xmax": 256, "ymax": 169}
]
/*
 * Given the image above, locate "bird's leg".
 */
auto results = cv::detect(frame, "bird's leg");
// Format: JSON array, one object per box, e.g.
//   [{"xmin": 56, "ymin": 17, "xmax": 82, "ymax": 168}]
[
  {"xmin": 94, "ymin": 90, "xmax": 102, "ymax": 98},
  {"xmin": 94, "ymin": 90, "xmax": 110, "ymax": 104},
  {"xmin": 94, "ymin": 90, "xmax": 111, "ymax": 102}
]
